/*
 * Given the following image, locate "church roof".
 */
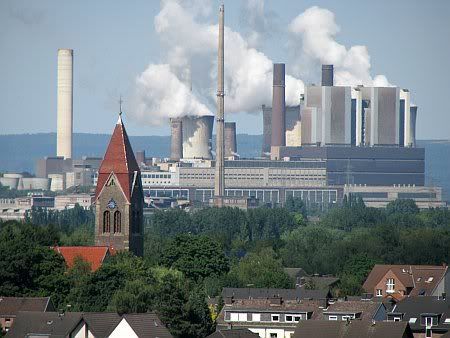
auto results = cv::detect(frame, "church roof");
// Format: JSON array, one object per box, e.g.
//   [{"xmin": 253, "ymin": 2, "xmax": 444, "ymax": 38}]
[
  {"xmin": 95, "ymin": 115, "xmax": 140, "ymax": 202},
  {"xmin": 53, "ymin": 246, "xmax": 115, "ymax": 271}
]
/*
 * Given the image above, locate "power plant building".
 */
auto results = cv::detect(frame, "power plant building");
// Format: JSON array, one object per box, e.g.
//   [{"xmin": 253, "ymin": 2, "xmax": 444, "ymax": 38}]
[
  {"xmin": 57, "ymin": 49, "xmax": 73, "ymax": 159},
  {"xmin": 224, "ymin": 122, "xmax": 237, "ymax": 158}
]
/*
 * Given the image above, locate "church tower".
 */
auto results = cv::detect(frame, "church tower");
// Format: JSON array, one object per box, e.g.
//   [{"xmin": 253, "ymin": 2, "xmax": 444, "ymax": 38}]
[{"xmin": 94, "ymin": 113, "xmax": 144, "ymax": 256}]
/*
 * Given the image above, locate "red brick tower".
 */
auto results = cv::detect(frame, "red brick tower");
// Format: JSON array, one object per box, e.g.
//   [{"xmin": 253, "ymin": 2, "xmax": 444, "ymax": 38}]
[{"xmin": 94, "ymin": 114, "xmax": 143, "ymax": 256}]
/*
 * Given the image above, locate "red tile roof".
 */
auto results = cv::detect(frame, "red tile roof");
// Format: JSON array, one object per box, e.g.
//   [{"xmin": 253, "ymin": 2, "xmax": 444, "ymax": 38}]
[
  {"xmin": 95, "ymin": 115, "xmax": 140, "ymax": 202},
  {"xmin": 53, "ymin": 246, "xmax": 114, "ymax": 271}
]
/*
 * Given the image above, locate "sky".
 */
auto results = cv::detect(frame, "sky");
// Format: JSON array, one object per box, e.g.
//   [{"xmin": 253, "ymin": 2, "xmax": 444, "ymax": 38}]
[{"xmin": 1, "ymin": 0, "xmax": 449, "ymax": 139}]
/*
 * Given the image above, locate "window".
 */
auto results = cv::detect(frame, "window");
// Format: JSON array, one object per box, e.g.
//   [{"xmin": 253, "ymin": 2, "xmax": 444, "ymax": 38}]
[
  {"xmin": 103, "ymin": 211, "xmax": 110, "ymax": 233},
  {"xmin": 444, "ymin": 318, "xmax": 450, "ymax": 324},
  {"xmin": 409, "ymin": 318, "xmax": 417, "ymax": 323},
  {"xmin": 393, "ymin": 317, "xmax": 401, "ymax": 322},
  {"xmin": 329, "ymin": 316, "xmax": 338, "ymax": 321},
  {"xmin": 230, "ymin": 313, "xmax": 238, "ymax": 321},
  {"xmin": 427, "ymin": 277, "xmax": 434, "ymax": 283},
  {"xmin": 270, "ymin": 334, "xmax": 277, "ymax": 338},
  {"xmin": 425, "ymin": 317, "xmax": 433, "ymax": 327},
  {"xmin": 386, "ymin": 278, "xmax": 395, "ymax": 293},
  {"xmin": 252, "ymin": 313, "xmax": 261, "ymax": 322},
  {"xmin": 286, "ymin": 315, "xmax": 293, "ymax": 322},
  {"xmin": 294, "ymin": 315, "xmax": 302, "ymax": 322},
  {"xmin": 342, "ymin": 315, "xmax": 354, "ymax": 321},
  {"xmin": 271, "ymin": 314, "xmax": 279, "ymax": 322},
  {"xmin": 113, "ymin": 211, "xmax": 121, "ymax": 233},
  {"xmin": 376, "ymin": 289, "xmax": 382, "ymax": 296},
  {"xmin": 238, "ymin": 313, "xmax": 247, "ymax": 322}
]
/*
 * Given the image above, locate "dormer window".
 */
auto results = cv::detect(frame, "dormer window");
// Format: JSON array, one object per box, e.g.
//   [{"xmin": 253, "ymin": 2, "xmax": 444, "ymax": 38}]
[{"xmin": 426, "ymin": 277, "xmax": 434, "ymax": 283}]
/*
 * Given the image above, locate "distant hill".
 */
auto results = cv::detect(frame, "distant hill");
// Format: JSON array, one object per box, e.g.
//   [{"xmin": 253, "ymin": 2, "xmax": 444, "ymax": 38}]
[{"xmin": 0, "ymin": 133, "xmax": 448, "ymax": 201}]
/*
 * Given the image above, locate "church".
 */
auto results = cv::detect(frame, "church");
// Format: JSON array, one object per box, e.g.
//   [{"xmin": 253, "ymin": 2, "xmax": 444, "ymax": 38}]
[{"xmin": 93, "ymin": 113, "xmax": 144, "ymax": 256}]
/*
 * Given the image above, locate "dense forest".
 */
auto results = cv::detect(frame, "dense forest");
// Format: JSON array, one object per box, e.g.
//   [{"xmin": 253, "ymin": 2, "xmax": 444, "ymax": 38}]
[{"xmin": 1, "ymin": 198, "xmax": 450, "ymax": 337}]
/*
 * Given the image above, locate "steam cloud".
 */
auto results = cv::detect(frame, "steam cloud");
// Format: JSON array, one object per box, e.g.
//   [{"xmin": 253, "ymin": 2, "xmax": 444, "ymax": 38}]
[
  {"xmin": 132, "ymin": 1, "xmax": 390, "ymax": 126},
  {"xmin": 288, "ymin": 6, "xmax": 390, "ymax": 87}
]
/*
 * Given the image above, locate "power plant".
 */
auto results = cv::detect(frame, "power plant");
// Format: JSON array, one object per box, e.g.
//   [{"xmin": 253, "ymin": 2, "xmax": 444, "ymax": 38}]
[
  {"xmin": 224, "ymin": 122, "xmax": 237, "ymax": 158},
  {"xmin": 56, "ymin": 49, "xmax": 73, "ymax": 159},
  {"xmin": 180, "ymin": 115, "xmax": 214, "ymax": 160}
]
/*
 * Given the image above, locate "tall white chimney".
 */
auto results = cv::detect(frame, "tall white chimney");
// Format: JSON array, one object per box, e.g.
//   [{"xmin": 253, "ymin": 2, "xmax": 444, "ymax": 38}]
[{"xmin": 57, "ymin": 49, "xmax": 73, "ymax": 159}]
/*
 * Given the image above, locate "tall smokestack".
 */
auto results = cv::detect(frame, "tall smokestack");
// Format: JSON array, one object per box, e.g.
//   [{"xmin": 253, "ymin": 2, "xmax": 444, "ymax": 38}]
[
  {"xmin": 322, "ymin": 64, "xmax": 334, "ymax": 86},
  {"xmin": 271, "ymin": 63, "xmax": 286, "ymax": 148},
  {"xmin": 214, "ymin": 3, "xmax": 225, "ymax": 202},
  {"xmin": 410, "ymin": 105, "xmax": 417, "ymax": 147},
  {"xmin": 135, "ymin": 150, "xmax": 145, "ymax": 166},
  {"xmin": 170, "ymin": 118, "xmax": 183, "ymax": 160},
  {"xmin": 57, "ymin": 49, "xmax": 73, "ymax": 159},
  {"xmin": 225, "ymin": 122, "xmax": 237, "ymax": 157}
]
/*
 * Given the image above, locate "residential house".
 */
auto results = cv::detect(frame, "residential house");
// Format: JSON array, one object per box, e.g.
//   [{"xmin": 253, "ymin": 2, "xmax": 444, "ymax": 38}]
[
  {"xmin": 207, "ymin": 328, "xmax": 260, "ymax": 338},
  {"xmin": 216, "ymin": 297, "xmax": 324, "ymax": 338},
  {"xmin": 387, "ymin": 296, "xmax": 449, "ymax": 338},
  {"xmin": 6, "ymin": 311, "xmax": 172, "ymax": 338},
  {"xmin": 283, "ymin": 268, "xmax": 339, "ymax": 291},
  {"xmin": 53, "ymin": 246, "xmax": 116, "ymax": 271},
  {"xmin": 363, "ymin": 265, "xmax": 448, "ymax": 300},
  {"xmin": 0, "ymin": 297, "xmax": 54, "ymax": 334},
  {"xmin": 292, "ymin": 320, "xmax": 414, "ymax": 338}
]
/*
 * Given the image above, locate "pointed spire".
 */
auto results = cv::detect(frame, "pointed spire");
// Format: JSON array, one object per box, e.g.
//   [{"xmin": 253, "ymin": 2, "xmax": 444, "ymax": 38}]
[{"xmin": 117, "ymin": 96, "xmax": 123, "ymax": 124}]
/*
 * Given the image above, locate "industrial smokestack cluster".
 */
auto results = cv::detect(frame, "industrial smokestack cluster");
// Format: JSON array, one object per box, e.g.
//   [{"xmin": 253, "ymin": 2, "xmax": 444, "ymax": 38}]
[
  {"xmin": 57, "ymin": 49, "xmax": 73, "ymax": 159},
  {"xmin": 224, "ymin": 122, "xmax": 237, "ymax": 157},
  {"xmin": 271, "ymin": 63, "xmax": 286, "ymax": 148}
]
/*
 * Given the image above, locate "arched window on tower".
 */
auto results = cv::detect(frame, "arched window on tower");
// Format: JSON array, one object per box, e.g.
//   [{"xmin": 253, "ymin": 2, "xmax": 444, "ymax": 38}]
[
  {"xmin": 114, "ymin": 211, "xmax": 121, "ymax": 233},
  {"xmin": 103, "ymin": 210, "xmax": 110, "ymax": 233}
]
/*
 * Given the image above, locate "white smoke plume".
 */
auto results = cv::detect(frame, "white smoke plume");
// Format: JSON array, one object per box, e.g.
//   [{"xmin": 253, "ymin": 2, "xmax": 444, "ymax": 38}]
[
  {"xmin": 132, "ymin": 0, "xmax": 303, "ymax": 126},
  {"xmin": 288, "ymin": 6, "xmax": 391, "ymax": 87},
  {"xmin": 132, "ymin": 1, "xmax": 391, "ymax": 126}
]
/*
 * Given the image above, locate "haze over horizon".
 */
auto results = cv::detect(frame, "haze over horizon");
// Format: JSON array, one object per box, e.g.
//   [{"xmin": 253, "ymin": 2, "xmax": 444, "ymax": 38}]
[{"xmin": 1, "ymin": 0, "xmax": 449, "ymax": 139}]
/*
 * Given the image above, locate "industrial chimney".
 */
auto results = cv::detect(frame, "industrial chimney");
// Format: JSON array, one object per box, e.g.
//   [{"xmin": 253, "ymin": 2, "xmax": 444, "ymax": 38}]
[
  {"xmin": 271, "ymin": 63, "xmax": 286, "ymax": 148},
  {"xmin": 322, "ymin": 64, "xmax": 334, "ymax": 86},
  {"xmin": 135, "ymin": 150, "xmax": 145, "ymax": 166},
  {"xmin": 409, "ymin": 105, "xmax": 417, "ymax": 147},
  {"xmin": 224, "ymin": 122, "xmax": 237, "ymax": 158},
  {"xmin": 170, "ymin": 118, "xmax": 183, "ymax": 160},
  {"xmin": 57, "ymin": 49, "xmax": 73, "ymax": 159}
]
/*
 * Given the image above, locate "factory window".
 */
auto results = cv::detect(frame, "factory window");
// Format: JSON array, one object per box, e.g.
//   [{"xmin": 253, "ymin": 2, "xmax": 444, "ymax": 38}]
[
  {"xmin": 114, "ymin": 211, "xmax": 121, "ymax": 233},
  {"xmin": 103, "ymin": 211, "xmax": 110, "ymax": 233}
]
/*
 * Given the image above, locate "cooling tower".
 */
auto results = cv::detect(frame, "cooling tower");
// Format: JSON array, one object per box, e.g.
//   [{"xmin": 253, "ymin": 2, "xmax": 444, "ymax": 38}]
[
  {"xmin": 57, "ymin": 49, "xmax": 73, "ymax": 159},
  {"xmin": 271, "ymin": 63, "xmax": 286, "ymax": 148},
  {"xmin": 170, "ymin": 118, "xmax": 183, "ymax": 160},
  {"xmin": 322, "ymin": 64, "xmax": 334, "ymax": 86},
  {"xmin": 224, "ymin": 122, "xmax": 237, "ymax": 157},
  {"xmin": 409, "ymin": 105, "xmax": 417, "ymax": 147},
  {"xmin": 182, "ymin": 115, "xmax": 214, "ymax": 159}
]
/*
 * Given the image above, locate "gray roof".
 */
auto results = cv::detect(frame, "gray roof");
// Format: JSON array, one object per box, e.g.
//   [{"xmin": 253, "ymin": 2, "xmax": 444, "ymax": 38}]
[
  {"xmin": 207, "ymin": 329, "xmax": 260, "ymax": 338},
  {"xmin": 389, "ymin": 296, "xmax": 449, "ymax": 331},
  {"xmin": 293, "ymin": 320, "xmax": 414, "ymax": 338},
  {"xmin": 0, "ymin": 297, "xmax": 53, "ymax": 316},
  {"xmin": 82, "ymin": 312, "xmax": 122, "ymax": 338},
  {"xmin": 122, "ymin": 313, "xmax": 173, "ymax": 338},
  {"xmin": 5, "ymin": 311, "xmax": 83, "ymax": 338},
  {"xmin": 284, "ymin": 268, "xmax": 309, "ymax": 279},
  {"xmin": 222, "ymin": 287, "xmax": 328, "ymax": 301}
]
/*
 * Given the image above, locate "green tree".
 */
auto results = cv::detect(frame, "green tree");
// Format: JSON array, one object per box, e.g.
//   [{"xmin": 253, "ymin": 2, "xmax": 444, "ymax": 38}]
[
  {"xmin": 285, "ymin": 195, "xmax": 307, "ymax": 218},
  {"xmin": 386, "ymin": 199, "xmax": 419, "ymax": 215},
  {"xmin": 338, "ymin": 254, "xmax": 379, "ymax": 296},
  {"xmin": 161, "ymin": 234, "xmax": 229, "ymax": 281},
  {"xmin": 229, "ymin": 247, "xmax": 293, "ymax": 288}
]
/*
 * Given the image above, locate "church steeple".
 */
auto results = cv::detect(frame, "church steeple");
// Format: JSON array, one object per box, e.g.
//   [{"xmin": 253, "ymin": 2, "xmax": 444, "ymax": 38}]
[{"xmin": 94, "ymin": 113, "xmax": 143, "ymax": 256}]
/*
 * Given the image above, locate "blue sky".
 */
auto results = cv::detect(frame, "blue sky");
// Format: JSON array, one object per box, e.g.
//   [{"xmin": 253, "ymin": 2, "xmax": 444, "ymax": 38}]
[{"xmin": 1, "ymin": 0, "xmax": 449, "ymax": 139}]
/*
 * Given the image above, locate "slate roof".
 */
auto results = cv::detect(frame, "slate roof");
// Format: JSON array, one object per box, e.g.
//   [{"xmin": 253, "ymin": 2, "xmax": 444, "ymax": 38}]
[
  {"xmin": 0, "ymin": 297, "xmax": 53, "ymax": 317},
  {"xmin": 389, "ymin": 296, "xmax": 450, "ymax": 332},
  {"xmin": 5, "ymin": 311, "xmax": 83, "ymax": 338},
  {"xmin": 319, "ymin": 300, "xmax": 385, "ymax": 321},
  {"xmin": 207, "ymin": 328, "xmax": 260, "ymax": 338},
  {"xmin": 53, "ymin": 246, "xmax": 114, "ymax": 271},
  {"xmin": 222, "ymin": 287, "xmax": 328, "ymax": 301},
  {"xmin": 82, "ymin": 312, "xmax": 122, "ymax": 337},
  {"xmin": 95, "ymin": 115, "xmax": 140, "ymax": 202},
  {"xmin": 292, "ymin": 320, "xmax": 414, "ymax": 338},
  {"xmin": 122, "ymin": 313, "xmax": 173, "ymax": 338},
  {"xmin": 363, "ymin": 265, "xmax": 447, "ymax": 297}
]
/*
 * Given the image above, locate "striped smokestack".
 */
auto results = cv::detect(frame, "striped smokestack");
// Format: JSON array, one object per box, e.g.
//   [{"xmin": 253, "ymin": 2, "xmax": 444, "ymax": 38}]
[
  {"xmin": 224, "ymin": 122, "xmax": 237, "ymax": 157},
  {"xmin": 271, "ymin": 63, "xmax": 286, "ymax": 148}
]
